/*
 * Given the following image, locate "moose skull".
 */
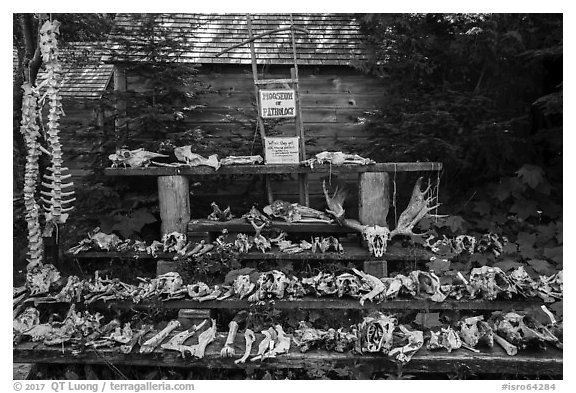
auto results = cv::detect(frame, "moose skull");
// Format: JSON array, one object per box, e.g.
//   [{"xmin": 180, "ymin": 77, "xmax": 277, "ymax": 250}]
[{"xmin": 363, "ymin": 225, "xmax": 390, "ymax": 257}]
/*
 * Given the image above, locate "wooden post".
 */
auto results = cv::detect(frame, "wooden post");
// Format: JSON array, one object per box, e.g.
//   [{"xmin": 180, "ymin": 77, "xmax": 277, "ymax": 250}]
[
  {"xmin": 158, "ymin": 176, "xmax": 190, "ymax": 235},
  {"xmin": 291, "ymin": 67, "xmax": 309, "ymax": 207},
  {"xmin": 359, "ymin": 172, "xmax": 390, "ymax": 277},
  {"xmin": 358, "ymin": 172, "xmax": 390, "ymax": 226}
]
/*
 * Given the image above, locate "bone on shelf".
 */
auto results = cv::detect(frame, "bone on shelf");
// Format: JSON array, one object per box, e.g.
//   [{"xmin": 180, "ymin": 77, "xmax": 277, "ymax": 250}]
[
  {"xmin": 64, "ymin": 243, "xmax": 434, "ymax": 261},
  {"xmin": 13, "ymin": 331, "xmax": 561, "ymax": 376}
]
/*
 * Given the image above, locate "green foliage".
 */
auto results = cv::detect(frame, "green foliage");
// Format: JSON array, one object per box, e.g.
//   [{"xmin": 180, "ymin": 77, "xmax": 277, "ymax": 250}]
[
  {"xmin": 417, "ymin": 162, "xmax": 562, "ymax": 276},
  {"xmin": 356, "ymin": 13, "xmax": 562, "ymax": 198}
]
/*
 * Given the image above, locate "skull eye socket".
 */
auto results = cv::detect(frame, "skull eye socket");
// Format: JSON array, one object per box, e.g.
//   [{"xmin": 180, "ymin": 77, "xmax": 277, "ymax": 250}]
[{"xmin": 122, "ymin": 151, "xmax": 131, "ymax": 158}]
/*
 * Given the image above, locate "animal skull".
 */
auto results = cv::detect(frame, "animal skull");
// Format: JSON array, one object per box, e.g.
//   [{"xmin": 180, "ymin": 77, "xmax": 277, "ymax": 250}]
[
  {"xmin": 187, "ymin": 282, "xmax": 211, "ymax": 299},
  {"xmin": 427, "ymin": 327, "xmax": 462, "ymax": 352},
  {"xmin": 491, "ymin": 312, "xmax": 559, "ymax": 349},
  {"xmin": 293, "ymin": 321, "xmax": 326, "ymax": 353},
  {"xmin": 380, "ymin": 276, "xmax": 403, "ymax": 299},
  {"xmin": 335, "ymin": 273, "xmax": 362, "ymax": 298},
  {"xmin": 359, "ymin": 312, "xmax": 397, "ymax": 354},
  {"xmin": 458, "ymin": 316, "xmax": 494, "ymax": 348},
  {"xmin": 233, "ymin": 274, "xmax": 255, "ymax": 299},
  {"xmin": 316, "ymin": 273, "xmax": 338, "ymax": 296},
  {"xmin": 468, "ymin": 266, "xmax": 516, "ymax": 300},
  {"xmin": 90, "ymin": 231, "xmax": 121, "ymax": 251},
  {"xmin": 285, "ymin": 276, "xmax": 307, "ymax": 298},
  {"xmin": 408, "ymin": 271, "xmax": 447, "ymax": 302},
  {"xmin": 257, "ymin": 270, "xmax": 290, "ymax": 299},
  {"xmin": 388, "ymin": 325, "xmax": 424, "ymax": 365},
  {"xmin": 158, "ymin": 272, "xmax": 184, "ymax": 296},
  {"xmin": 234, "ymin": 234, "xmax": 253, "ymax": 254},
  {"xmin": 363, "ymin": 225, "xmax": 390, "ymax": 257},
  {"xmin": 173, "ymin": 146, "xmax": 220, "ymax": 170},
  {"xmin": 108, "ymin": 148, "xmax": 168, "ymax": 168},
  {"xmin": 161, "ymin": 232, "xmax": 187, "ymax": 253}
]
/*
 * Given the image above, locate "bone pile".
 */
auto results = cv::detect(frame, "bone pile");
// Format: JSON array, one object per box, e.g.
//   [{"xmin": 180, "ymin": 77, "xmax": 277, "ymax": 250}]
[
  {"xmin": 18, "ymin": 264, "xmax": 563, "ymax": 309},
  {"xmin": 14, "ymin": 304, "xmax": 562, "ymax": 363}
]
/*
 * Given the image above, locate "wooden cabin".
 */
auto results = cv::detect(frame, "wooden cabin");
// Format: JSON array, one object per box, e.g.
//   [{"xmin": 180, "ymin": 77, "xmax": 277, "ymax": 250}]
[
  {"xmin": 103, "ymin": 13, "xmax": 389, "ymax": 214},
  {"xmin": 56, "ymin": 42, "xmax": 114, "ymax": 176}
]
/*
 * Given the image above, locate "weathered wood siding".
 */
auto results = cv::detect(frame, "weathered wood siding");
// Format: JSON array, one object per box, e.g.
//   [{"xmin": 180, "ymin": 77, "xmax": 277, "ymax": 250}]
[
  {"xmin": 57, "ymin": 100, "xmax": 110, "ymax": 176},
  {"xmin": 124, "ymin": 64, "xmax": 388, "ymax": 215}
]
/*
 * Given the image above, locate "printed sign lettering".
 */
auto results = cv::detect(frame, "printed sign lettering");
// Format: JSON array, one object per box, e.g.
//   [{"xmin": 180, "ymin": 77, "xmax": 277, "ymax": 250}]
[{"xmin": 260, "ymin": 89, "xmax": 296, "ymax": 118}]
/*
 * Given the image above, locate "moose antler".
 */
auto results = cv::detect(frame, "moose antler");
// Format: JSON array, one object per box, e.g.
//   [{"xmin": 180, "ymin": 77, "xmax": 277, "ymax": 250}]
[
  {"xmin": 323, "ymin": 177, "xmax": 442, "ymax": 257},
  {"xmin": 390, "ymin": 177, "xmax": 442, "ymax": 238}
]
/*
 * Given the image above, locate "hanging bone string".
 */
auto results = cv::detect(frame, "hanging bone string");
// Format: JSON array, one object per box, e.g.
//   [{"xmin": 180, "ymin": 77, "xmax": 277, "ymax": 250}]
[
  {"xmin": 36, "ymin": 20, "xmax": 75, "ymax": 237},
  {"xmin": 19, "ymin": 82, "xmax": 44, "ymax": 270}
]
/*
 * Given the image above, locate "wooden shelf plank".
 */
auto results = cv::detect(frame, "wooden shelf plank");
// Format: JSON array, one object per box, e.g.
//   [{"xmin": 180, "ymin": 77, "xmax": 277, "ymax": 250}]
[
  {"xmin": 13, "ymin": 334, "xmax": 562, "ymax": 375},
  {"xmin": 254, "ymin": 78, "xmax": 299, "ymax": 85},
  {"xmin": 64, "ymin": 244, "xmax": 434, "ymax": 262},
  {"xmin": 97, "ymin": 297, "xmax": 547, "ymax": 312},
  {"xmin": 104, "ymin": 162, "xmax": 443, "ymax": 176}
]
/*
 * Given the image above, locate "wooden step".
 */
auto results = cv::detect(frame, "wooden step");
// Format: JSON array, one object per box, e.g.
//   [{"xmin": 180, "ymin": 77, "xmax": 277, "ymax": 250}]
[
  {"xmin": 104, "ymin": 162, "xmax": 443, "ymax": 177},
  {"xmin": 13, "ymin": 333, "xmax": 562, "ymax": 376},
  {"xmin": 89, "ymin": 298, "xmax": 545, "ymax": 312}
]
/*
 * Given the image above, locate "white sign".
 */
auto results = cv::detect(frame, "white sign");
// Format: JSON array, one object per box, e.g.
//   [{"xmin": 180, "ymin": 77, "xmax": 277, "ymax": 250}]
[
  {"xmin": 264, "ymin": 137, "xmax": 300, "ymax": 164},
  {"xmin": 259, "ymin": 89, "xmax": 296, "ymax": 118}
]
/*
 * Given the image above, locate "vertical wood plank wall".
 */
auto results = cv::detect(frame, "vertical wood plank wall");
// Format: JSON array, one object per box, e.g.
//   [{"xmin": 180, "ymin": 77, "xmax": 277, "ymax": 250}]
[{"xmin": 124, "ymin": 64, "xmax": 389, "ymax": 215}]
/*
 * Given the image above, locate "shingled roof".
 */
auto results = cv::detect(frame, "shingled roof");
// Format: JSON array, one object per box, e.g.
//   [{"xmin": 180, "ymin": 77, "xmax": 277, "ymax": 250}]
[
  {"xmin": 58, "ymin": 42, "xmax": 114, "ymax": 100},
  {"xmin": 14, "ymin": 42, "xmax": 113, "ymax": 100},
  {"xmin": 104, "ymin": 13, "xmax": 367, "ymax": 66}
]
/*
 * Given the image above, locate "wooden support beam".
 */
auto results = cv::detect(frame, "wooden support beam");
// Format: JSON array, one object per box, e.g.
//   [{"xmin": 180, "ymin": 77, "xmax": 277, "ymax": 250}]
[
  {"xmin": 158, "ymin": 176, "xmax": 190, "ymax": 235},
  {"xmin": 358, "ymin": 172, "xmax": 390, "ymax": 226}
]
